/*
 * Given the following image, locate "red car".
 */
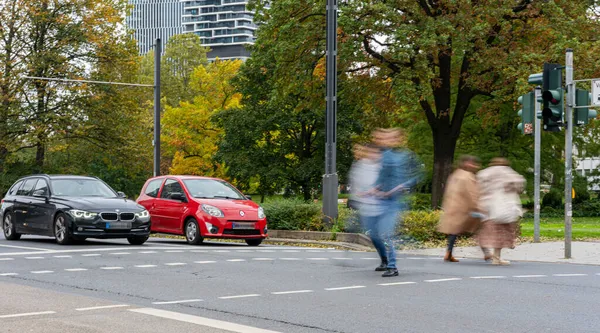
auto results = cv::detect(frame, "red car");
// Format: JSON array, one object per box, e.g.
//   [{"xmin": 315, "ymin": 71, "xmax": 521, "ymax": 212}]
[{"xmin": 137, "ymin": 176, "xmax": 267, "ymax": 246}]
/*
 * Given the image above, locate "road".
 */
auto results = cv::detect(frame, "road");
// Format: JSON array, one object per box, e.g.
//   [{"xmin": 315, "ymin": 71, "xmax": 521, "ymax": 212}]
[{"xmin": 0, "ymin": 235, "xmax": 598, "ymax": 333}]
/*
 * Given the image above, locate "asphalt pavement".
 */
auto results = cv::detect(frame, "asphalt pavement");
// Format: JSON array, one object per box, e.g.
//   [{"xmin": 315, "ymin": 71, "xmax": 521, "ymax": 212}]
[{"xmin": 0, "ymin": 235, "xmax": 598, "ymax": 333}]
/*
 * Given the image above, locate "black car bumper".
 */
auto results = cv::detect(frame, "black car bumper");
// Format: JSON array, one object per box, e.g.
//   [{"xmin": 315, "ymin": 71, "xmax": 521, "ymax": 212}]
[{"xmin": 70, "ymin": 219, "xmax": 151, "ymax": 239}]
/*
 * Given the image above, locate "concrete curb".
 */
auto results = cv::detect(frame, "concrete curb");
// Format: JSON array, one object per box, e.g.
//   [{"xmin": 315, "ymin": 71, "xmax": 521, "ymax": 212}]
[
  {"xmin": 265, "ymin": 238, "xmax": 373, "ymax": 251},
  {"xmin": 267, "ymin": 230, "xmax": 374, "ymax": 248}
]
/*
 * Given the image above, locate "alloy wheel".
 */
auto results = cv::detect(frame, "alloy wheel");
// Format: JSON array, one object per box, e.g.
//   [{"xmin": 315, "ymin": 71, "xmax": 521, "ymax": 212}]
[
  {"xmin": 187, "ymin": 221, "xmax": 198, "ymax": 242},
  {"xmin": 55, "ymin": 216, "xmax": 66, "ymax": 242},
  {"xmin": 4, "ymin": 214, "xmax": 12, "ymax": 237}
]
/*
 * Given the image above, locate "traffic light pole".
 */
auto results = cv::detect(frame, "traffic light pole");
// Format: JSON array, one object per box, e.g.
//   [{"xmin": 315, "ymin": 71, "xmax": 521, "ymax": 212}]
[
  {"xmin": 564, "ymin": 49, "xmax": 574, "ymax": 259},
  {"xmin": 534, "ymin": 87, "xmax": 541, "ymax": 243},
  {"xmin": 153, "ymin": 38, "xmax": 162, "ymax": 177}
]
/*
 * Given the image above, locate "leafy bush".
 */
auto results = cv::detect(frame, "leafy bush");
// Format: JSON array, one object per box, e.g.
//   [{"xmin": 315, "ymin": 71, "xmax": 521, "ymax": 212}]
[
  {"xmin": 262, "ymin": 199, "xmax": 324, "ymax": 231},
  {"xmin": 573, "ymin": 185, "xmax": 591, "ymax": 204},
  {"xmin": 542, "ymin": 189, "xmax": 562, "ymax": 209},
  {"xmin": 336, "ymin": 206, "xmax": 362, "ymax": 233},
  {"xmin": 399, "ymin": 210, "xmax": 444, "ymax": 242},
  {"xmin": 522, "ymin": 200, "xmax": 534, "ymax": 210},
  {"xmin": 409, "ymin": 193, "xmax": 433, "ymax": 210}
]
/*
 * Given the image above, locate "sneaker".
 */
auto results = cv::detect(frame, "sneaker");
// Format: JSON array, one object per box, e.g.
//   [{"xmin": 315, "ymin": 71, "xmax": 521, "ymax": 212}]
[
  {"xmin": 382, "ymin": 268, "xmax": 399, "ymax": 277},
  {"xmin": 375, "ymin": 257, "xmax": 388, "ymax": 271}
]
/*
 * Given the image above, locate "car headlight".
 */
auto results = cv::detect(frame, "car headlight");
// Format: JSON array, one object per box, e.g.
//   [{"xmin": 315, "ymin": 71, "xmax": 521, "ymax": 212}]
[
  {"xmin": 135, "ymin": 210, "xmax": 150, "ymax": 219},
  {"xmin": 201, "ymin": 204, "xmax": 224, "ymax": 218},
  {"xmin": 258, "ymin": 207, "xmax": 266, "ymax": 219},
  {"xmin": 69, "ymin": 209, "xmax": 97, "ymax": 220}
]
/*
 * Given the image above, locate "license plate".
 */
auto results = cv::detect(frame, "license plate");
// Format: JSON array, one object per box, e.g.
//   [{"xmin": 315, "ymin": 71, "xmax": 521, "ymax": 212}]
[
  {"xmin": 232, "ymin": 222, "xmax": 255, "ymax": 230},
  {"xmin": 106, "ymin": 222, "xmax": 132, "ymax": 229}
]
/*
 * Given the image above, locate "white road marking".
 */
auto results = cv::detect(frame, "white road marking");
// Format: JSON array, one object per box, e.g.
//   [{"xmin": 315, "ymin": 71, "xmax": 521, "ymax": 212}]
[
  {"xmin": 219, "ymin": 294, "xmax": 261, "ymax": 299},
  {"xmin": 194, "ymin": 261, "xmax": 216, "ymax": 264},
  {"xmin": 282, "ymin": 250, "xmax": 300, "ymax": 253},
  {"xmin": 31, "ymin": 270, "xmax": 53, "ymax": 274},
  {"xmin": 65, "ymin": 268, "xmax": 88, "ymax": 272},
  {"xmin": 165, "ymin": 250, "xmax": 184, "ymax": 253},
  {"xmin": 279, "ymin": 258, "xmax": 301, "ymax": 261},
  {"xmin": 165, "ymin": 263, "xmax": 187, "ymax": 266},
  {"xmin": 0, "ymin": 258, "xmax": 14, "ymax": 261},
  {"xmin": 100, "ymin": 267, "xmax": 123, "ymax": 270},
  {"xmin": 227, "ymin": 259, "xmax": 247, "ymax": 262},
  {"xmin": 596, "ymin": 273, "xmax": 600, "ymax": 276},
  {"xmin": 307, "ymin": 258, "xmax": 329, "ymax": 260},
  {"xmin": 257, "ymin": 250, "xmax": 275, "ymax": 253},
  {"xmin": 214, "ymin": 250, "xmax": 231, "ymax": 253},
  {"xmin": 0, "ymin": 244, "xmax": 52, "ymax": 251},
  {"xmin": 378, "ymin": 282, "xmax": 417, "ymax": 286},
  {"xmin": 0, "ymin": 311, "xmax": 56, "ymax": 318},
  {"xmin": 139, "ymin": 251, "xmax": 158, "ymax": 254},
  {"xmin": 328, "ymin": 250, "xmax": 344, "ymax": 253},
  {"xmin": 135, "ymin": 265, "xmax": 157, "ymax": 268},
  {"xmin": 252, "ymin": 258, "xmax": 274, "ymax": 261},
  {"xmin": 332, "ymin": 258, "xmax": 353, "ymax": 260},
  {"xmin": 360, "ymin": 258, "xmax": 379, "ymax": 260},
  {"xmin": 425, "ymin": 278, "xmax": 462, "ymax": 283},
  {"xmin": 307, "ymin": 250, "xmax": 324, "ymax": 253},
  {"xmin": 25, "ymin": 257, "xmax": 45, "ymax": 260},
  {"xmin": 110, "ymin": 252, "xmax": 131, "ymax": 255},
  {"xmin": 325, "ymin": 286, "xmax": 366, "ymax": 291},
  {"xmin": 470, "ymin": 276, "xmax": 506, "ymax": 279},
  {"xmin": 407, "ymin": 257, "xmax": 426, "ymax": 260},
  {"xmin": 152, "ymin": 299, "xmax": 203, "ymax": 305},
  {"xmin": 76, "ymin": 304, "xmax": 130, "ymax": 311},
  {"xmin": 82, "ymin": 254, "xmax": 101, "ymax": 257},
  {"xmin": 53, "ymin": 255, "xmax": 72, "ymax": 258},
  {"xmin": 129, "ymin": 308, "xmax": 281, "ymax": 333},
  {"xmin": 0, "ymin": 273, "xmax": 18, "ymax": 276},
  {"xmin": 0, "ymin": 246, "xmax": 200, "ymax": 256},
  {"xmin": 513, "ymin": 275, "xmax": 547, "ymax": 278},
  {"xmin": 190, "ymin": 250, "xmax": 208, "ymax": 253},
  {"xmin": 271, "ymin": 290, "xmax": 314, "ymax": 295},
  {"xmin": 236, "ymin": 250, "xmax": 253, "ymax": 253},
  {"xmin": 553, "ymin": 273, "xmax": 588, "ymax": 277}
]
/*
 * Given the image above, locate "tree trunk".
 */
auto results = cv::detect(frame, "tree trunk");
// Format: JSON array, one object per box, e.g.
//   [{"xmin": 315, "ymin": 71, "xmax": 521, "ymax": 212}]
[
  {"xmin": 35, "ymin": 140, "xmax": 45, "ymax": 172},
  {"xmin": 431, "ymin": 130, "xmax": 457, "ymax": 209},
  {"xmin": 301, "ymin": 183, "xmax": 311, "ymax": 201}
]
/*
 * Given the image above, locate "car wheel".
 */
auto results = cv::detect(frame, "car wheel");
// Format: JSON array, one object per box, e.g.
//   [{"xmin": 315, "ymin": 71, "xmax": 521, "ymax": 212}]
[
  {"xmin": 54, "ymin": 213, "xmax": 72, "ymax": 245},
  {"xmin": 245, "ymin": 239, "xmax": 263, "ymax": 246},
  {"xmin": 127, "ymin": 235, "xmax": 149, "ymax": 245},
  {"xmin": 3, "ymin": 212, "xmax": 21, "ymax": 240},
  {"xmin": 185, "ymin": 218, "xmax": 203, "ymax": 245}
]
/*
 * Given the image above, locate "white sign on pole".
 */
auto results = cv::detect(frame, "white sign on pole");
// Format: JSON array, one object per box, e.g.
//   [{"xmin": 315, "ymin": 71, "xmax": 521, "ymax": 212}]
[{"xmin": 592, "ymin": 79, "xmax": 600, "ymax": 106}]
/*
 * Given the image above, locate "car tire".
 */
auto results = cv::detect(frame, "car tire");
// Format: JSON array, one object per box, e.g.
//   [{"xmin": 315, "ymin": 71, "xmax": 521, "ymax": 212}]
[
  {"xmin": 127, "ymin": 235, "xmax": 149, "ymax": 245},
  {"xmin": 185, "ymin": 218, "xmax": 203, "ymax": 245},
  {"xmin": 245, "ymin": 239, "xmax": 263, "ymax": 246},
  {"xmin": 3, "ymin": 211, "xmax": 21, "ymax": 241},
  {"xmin": 54, "ymin": 213, "xmax": 73, "ymax": 245}
]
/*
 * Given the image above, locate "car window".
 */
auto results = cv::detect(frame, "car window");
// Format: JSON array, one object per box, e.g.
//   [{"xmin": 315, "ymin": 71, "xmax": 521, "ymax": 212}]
[
  {"xmin": 182, "ymin": 179, "xmax": 245, "ymax": 199},
  {"xmin": 17, "ymin": 178, "xmax": 38, "ymax": 196},
  {"xmin": 160, "ymin": 179, "xmax": 184, "ymax": 199},
  {"xmin": 32, "ymin": 179, "xmax": 50, "ymax": 197},
  {"xmin": 7, "ymin": 180, "xmax": 24, "ymax": 196},
  {"xmin": 51, "ymin": 179, "xmax": 117, "ymax": 198},
  {"xmin": 144, "ymin": 179, "xmax": 163, "ymax": 198}
]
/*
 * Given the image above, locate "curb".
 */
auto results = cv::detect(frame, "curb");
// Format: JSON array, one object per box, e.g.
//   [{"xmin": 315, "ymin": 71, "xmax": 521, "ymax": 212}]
[{"xmin": 265, "ymin": 237, "xmax": 373, "ymax": 251}]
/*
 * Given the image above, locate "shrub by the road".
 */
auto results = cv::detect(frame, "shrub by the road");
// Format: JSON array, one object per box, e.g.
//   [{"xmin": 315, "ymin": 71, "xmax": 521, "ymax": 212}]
[
  {"xmin": 262, "ymin": 199, "xmax": 325, "ymax": 231},
  {"xmin": 542, "ymin": 189, "xmax": 562, "ymax": 209}
]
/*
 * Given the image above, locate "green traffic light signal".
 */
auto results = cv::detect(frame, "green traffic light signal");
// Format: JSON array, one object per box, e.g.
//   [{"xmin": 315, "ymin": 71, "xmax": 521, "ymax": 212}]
[
  {"xmin": 541, "ymin": 63, "xmax": 563, "ymax": 132},
  {"xmin": 517, "ymin": 92, "xmax": 535, "ymax": 135},
  {"xmin": 575, "ymin": 89, "xmax": 598, "ymax": 126}
]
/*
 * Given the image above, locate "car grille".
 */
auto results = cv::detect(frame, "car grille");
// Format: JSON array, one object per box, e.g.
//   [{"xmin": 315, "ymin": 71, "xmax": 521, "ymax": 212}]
[
  {"xmin": 223, "ymin": 229, "xmax": 261, "ymax": 236},
  {"xmin": 120, "ymin": 213, "xmax": 135, "ymax": 221},
  {"xmin": 101, "ymin": 213, "xmax": 118, "ymax": 221}
]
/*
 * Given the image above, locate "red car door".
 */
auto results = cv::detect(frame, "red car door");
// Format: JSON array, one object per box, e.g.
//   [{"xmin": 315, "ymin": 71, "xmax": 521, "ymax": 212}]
[
  {"xmin": 137, "ymin": 178, "xmax": 164, "ymax": 231},
  {"xmin": 154, "ymin": 178, "xmax": 188, "ymax": 234}
]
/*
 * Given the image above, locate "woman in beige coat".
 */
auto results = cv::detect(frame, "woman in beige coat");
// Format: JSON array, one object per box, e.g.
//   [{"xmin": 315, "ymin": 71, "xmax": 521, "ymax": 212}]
[
  {"xmin": 438, "ymin": 155, "xmax": 483, "ymax": 262},
  {"xmin": 477, "ymin": 158, "xmax": 526, "ymax": 265}
]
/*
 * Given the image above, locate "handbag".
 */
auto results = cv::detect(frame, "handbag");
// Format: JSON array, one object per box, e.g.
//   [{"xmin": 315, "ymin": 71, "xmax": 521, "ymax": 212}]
[{"xmin": 487, "ymin": 189, "xmax": 522, "ymax": 224}]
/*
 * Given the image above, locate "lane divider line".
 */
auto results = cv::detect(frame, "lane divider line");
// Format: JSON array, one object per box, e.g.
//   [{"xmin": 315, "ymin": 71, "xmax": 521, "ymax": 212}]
[
  {"xmin": 470, "ymin": 276, "xmax": 506, "ymax": 279},
  {"xmin": 271, "ymin": 290, "xmax": 314, "ymax": 295},
  {"xmin": 81, "ymin": 254, "xmax": 101, "ymax": 257},
  {"xmin": 378, "ymin": 282, "xmax": 417, "ymax": 286},
  {"xmin": 135, "ymin": 265, "xmax": 157, "ymax": 268},
  {"xmin": 110, "ymin": 252, "xmax": 131, "ymax": 255},
  {"xmin": 553, "ymin": 273, "xmax": 588, "ymax": 277},
  {"xmin": 31, "ymin": 270, "xmax": 53, "ymax": 274},
  {"xmin": 100, "ymin": 267, "xmax": 124, "ymax": 270},
  {"xmin": 332, "ymin": 258, "xmax": 353, "ymax": 260},
  {"xmin": 0, "ymin": 273, "xmax": 18, "ymax": 276},
  {"xmin": 219, "ymin": 294, "xmax": 261, "ymax": 300},
  {"xmin": 325, "ymin": 286, "xmax": 366, "ymax": 291},
  {"xmin": 194, "ymin": 261, "xmax": 216, "ymax": 264},
  {"xmin": 76, "ymin": 304, "xmax": 130, "ymax": 311},
  {"xmin": 252, "ymin": 258, "xmax": 275, "ymax": 261},
  {"xmin": 152, "ymin": 299, "xmax": 203, "ymax": 305},
  {"xmin": 65, "ymin": 268, "xmax": 88, "ymax": 272},
  {"xmin": 164, "ymin": 263, "xmax": 187, "ymax": 266},
  {"xmin": 0, "ymin": 258, "xmax": 14, "ymax": 261},
  {"xmin": 0, "ymin": 311, "xmax": 55, "ymax": 318},
  {"xmin": 138, "ymin": 251, "xmax": 158, "ymax": 254},
  {"xmin": 307, "ymin": 258, "xmax": 329, "ymax": 261},
  {"xmin": 164, "ymin": 250, "xmax": 185, "ymax": 253},
  {"xmin": 278, "ymin": 258, "xmax": 301, "ymax": 261},
  {"xmin": 513, "ymin": 275, "xmax": 547, "ymax": 278},
  {"xmin": 53, "ymin": 255, "xmax": 72, "ymax": 258},
  {"xmin": 425, "ymin": 278, "xmax": 462, "ymax": 283},
  {"xmin": 227, "ymin": 259, "xmax": 247, "ymax": 262},
  {"xmin": 25, "ymin": 257, "xmax": 45, "ymax": 260}
]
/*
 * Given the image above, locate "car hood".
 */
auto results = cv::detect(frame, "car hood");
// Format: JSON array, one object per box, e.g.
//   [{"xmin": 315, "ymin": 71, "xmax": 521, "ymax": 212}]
[{"xmin": 53, "ymin": 197, "xmax": 146, "ymax": 212}]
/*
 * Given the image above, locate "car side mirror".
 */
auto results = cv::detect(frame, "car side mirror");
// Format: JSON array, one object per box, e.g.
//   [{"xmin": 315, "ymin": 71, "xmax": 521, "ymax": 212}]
[
  {"xmin": 117, "ymin": 191, "xmax": 128, "ymax": 199},
  {"xmin": 32, "ymin": 189, "xmax": 50, "ymax": 202},
  {"xmin": 170, "ymin": 192, "xmax": 187, "ymax": 202}
]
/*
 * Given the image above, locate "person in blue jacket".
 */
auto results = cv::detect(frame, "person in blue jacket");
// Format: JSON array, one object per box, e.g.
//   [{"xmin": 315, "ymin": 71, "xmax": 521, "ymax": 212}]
[{"xmin": 369, "ymin": 128, "xmax": 423, "ymax": 277}]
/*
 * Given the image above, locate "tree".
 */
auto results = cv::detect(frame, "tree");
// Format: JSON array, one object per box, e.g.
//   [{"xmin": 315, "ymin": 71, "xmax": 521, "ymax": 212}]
[{"xmin": 250, "ymin": 0, "xmax": 600, "ymax": 207}]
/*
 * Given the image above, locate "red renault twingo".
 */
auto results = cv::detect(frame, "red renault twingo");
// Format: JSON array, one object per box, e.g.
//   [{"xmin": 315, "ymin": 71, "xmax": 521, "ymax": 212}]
[{"xmin": 137, "ymin": 176, "xmax": 267, "ymax": 246}]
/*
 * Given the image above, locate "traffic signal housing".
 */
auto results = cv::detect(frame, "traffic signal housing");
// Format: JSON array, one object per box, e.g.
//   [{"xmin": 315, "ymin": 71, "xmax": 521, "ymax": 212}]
[
  {"xmin": 517, "ymin": 92, "xmax": 535, "ymax": 135},
  {"xmin": 541, "ymin": 63, "xmax": 563, "ymax": 132},
  {"xmin": 575, "ymin": 89, "xmax": 598, "ymax": 126}
]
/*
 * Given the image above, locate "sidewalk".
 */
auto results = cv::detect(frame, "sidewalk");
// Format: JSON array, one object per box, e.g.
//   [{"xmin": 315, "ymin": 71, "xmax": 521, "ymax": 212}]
[{"xmin": 401, "ymin": 241, "xmax": 600, "ymax": 265}]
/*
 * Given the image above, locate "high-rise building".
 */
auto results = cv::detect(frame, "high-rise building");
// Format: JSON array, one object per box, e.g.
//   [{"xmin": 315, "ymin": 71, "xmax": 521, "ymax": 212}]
[
  {"xmin": 127, "ymin": 0, "xmax": 257, "ymax": 60},
  {"xmin": 127, "ymin": 0, "xmax": 184, "ymax": 54}
]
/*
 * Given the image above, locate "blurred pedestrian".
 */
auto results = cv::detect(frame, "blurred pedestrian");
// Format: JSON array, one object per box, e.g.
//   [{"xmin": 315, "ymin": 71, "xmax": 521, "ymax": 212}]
[
  {"xmin": 369, "ymin": 128, "xmax": 423, "ymax": 277},
  {"xmin": 477, "ymin": 157, "xmax": 526, "ymax": 265},
  {"xmin": 437, "ymin": 155, "xmax": 483, "ymax": 263}
]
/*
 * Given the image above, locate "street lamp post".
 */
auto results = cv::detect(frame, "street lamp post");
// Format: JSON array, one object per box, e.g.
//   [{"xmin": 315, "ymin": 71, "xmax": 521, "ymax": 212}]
[{"xmin": 323, "ymin": 0, "xmax": 338, "ymax": 221}]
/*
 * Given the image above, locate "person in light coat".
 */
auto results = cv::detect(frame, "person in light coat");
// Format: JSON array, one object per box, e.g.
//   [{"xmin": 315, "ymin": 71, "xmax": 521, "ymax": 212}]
[
  {"xmin": 437, "ymin": 155, "xmax": 483, "ymax": 262},
  {"xmin": 477, "ymin": 157, "xmax": 526, "ymax": 265}
]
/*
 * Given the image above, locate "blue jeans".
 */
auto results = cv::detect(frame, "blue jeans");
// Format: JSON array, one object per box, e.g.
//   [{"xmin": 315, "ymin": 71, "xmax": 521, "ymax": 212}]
[{"xmin": 361, "ymin": 209, "xmax": 398, "ymax": 269}]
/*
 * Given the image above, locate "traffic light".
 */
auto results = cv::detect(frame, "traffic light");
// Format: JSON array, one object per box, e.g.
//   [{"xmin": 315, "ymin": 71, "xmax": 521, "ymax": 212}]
[
  {"xmin": 541, "ymin": 63, "xmax": 563, "ymax": 132},
  {"xmin": 574, "ymin": 89, "xmax": 598, "ymax": 126},
  {"xmin": 517, "ymin": 92, "xmax": 535, "ymax": 135}
]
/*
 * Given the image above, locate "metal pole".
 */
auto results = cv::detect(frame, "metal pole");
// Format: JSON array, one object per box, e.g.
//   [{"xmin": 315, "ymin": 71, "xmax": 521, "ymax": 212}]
[
  {"xmin": 153, "ymin": 38, "xmax": 162, "ymax": 177},
  {"xmin": 564, "ymin": 48, "xmax": 574, "ymax": 258},
  {"xmin": 322, "ymin": 0, "xmax": 338, "ymax": 220},
  {"xmin": 534, "ymin": 86, "xmax": 542, "ymax": 243}
]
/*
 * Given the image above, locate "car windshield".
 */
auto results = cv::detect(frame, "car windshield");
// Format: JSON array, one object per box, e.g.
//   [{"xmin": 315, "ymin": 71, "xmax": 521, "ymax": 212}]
[
  {"xmin": 51, "ymin": 179, "xmax": 118, "ymax": 198},
  {"xmin": 183, "ymin": 179, "xmax": 245, "ymax": 200}
]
